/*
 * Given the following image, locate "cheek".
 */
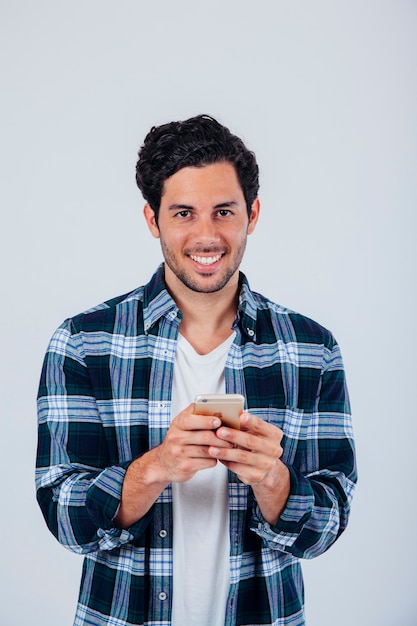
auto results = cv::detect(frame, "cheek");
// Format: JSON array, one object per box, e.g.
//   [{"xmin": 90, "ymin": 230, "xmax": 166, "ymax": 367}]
[
  {"xmin": 159, "ymin": 229, "xmax": 182, "ymax": 249},
  {"xmin": 232, "ymin": 231, "xmax": 248, "ymax": 253},
  {"xmin": 159, "ymin": 233, "xmax": 188, "ymax": 264}
]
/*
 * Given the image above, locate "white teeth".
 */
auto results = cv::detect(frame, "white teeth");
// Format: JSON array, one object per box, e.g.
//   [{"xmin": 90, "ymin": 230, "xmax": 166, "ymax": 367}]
[{"xmin": 190, "ymin": 254, "xmax": 222, "ymax": 265}]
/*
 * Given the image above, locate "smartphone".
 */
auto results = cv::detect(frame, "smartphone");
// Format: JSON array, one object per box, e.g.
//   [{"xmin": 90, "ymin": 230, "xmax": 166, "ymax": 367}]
[{"xmin": 193, "ymin": 393, "xmax": 245, "ymax": 429}]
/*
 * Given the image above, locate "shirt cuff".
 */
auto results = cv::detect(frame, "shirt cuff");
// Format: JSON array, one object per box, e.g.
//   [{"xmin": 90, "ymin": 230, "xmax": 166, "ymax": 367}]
[
  {"xmin": 250, "ymin": 464, "xmax": 315, "ymax": 550},
  {"xmin": 85, "ymin": 463, "xmax": 154, "ymax": 548}
]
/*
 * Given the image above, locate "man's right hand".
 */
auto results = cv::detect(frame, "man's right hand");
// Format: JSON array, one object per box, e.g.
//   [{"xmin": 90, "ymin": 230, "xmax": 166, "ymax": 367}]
[
  {"xmin": 114, "ymin": 403, "xmax": 231, "ymax": 528},
  {"xmin": 154, "ymin": 403, "xmax": 233, "ymax": 483}
]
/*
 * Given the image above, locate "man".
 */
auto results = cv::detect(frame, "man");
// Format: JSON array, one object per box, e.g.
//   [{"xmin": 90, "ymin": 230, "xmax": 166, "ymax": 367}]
[{"xmin": 36, "ymin": 114, "xmax": 356, "ymax": 626}]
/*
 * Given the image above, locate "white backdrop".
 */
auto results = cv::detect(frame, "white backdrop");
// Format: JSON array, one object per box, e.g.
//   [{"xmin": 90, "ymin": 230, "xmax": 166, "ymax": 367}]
[{"xmin": 1, "ymin": 2, "xmax": 416, "ymax": 624}]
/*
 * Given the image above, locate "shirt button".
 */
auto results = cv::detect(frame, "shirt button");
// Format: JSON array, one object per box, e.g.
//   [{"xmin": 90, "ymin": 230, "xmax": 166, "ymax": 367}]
[
  {"xmin": 159, "ymin": 529, "xmax": 167, "ymax": 538},
  {"xmin": 159, "ymin": 592, "xmax": 167, "ymax": 601},
  {"xmin": 247, "ymin": 328, "xmax": 255, "ymax": 337}
]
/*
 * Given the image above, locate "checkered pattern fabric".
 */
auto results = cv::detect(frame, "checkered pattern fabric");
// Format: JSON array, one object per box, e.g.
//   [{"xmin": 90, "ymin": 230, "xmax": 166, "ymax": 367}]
[{"xmin": 36, "ymin": 265, "xmax": 356, "ymax": 625}]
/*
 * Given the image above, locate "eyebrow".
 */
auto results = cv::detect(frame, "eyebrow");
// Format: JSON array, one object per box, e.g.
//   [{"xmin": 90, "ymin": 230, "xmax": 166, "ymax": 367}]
[{"xmin": 167, "ymin": 201, "xmax": 240, "ymax": 212}]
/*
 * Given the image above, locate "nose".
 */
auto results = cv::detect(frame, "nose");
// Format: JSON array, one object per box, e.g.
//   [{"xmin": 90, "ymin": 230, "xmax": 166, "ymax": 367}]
[{"xmin": 194, "ymin": 214, "xmax": 220, "ymax": 246}]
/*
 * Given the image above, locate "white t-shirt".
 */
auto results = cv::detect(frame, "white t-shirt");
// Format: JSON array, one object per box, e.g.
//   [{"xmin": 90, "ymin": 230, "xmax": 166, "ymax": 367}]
[{"xmin": 170, "ymin": 332, "xmax": 235, "ymax": 626}]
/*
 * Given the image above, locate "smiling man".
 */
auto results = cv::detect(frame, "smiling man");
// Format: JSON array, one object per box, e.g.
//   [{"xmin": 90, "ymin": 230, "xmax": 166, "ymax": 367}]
[
  {"xmin": 36, "ymin": 115, "xmax": 356, "ymax": 626},
  {"xmin": 145, "ymin": 162, "xmax": 257, "ymax": 296}
]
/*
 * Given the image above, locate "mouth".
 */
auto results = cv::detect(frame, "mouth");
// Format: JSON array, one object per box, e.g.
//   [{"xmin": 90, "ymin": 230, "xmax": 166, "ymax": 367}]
[{"xmin": 189, "ymin": 253, "xmax": 223, "ymax": 266}]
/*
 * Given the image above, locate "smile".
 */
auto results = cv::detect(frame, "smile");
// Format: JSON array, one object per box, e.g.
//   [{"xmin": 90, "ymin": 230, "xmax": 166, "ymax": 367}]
[{"xmin": 189, "ymin": 254, "xmax": 222, "ymax": 266}]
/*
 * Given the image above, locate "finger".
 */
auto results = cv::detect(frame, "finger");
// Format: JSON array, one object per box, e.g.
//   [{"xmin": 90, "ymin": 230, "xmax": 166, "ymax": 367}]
[
  {"xmin": 209, "ymin": 444, "xmax": 273, "ymax": 467},
  {"xmin": 239, "ymin": 412, "xmax": 284, "ymax": 451},
  {"xmin": 208, "ymin": 446, "xmax": 275, "ymax": 483},
  {"xmin": 175, "ymin": 404, "xmax": 222, "ymax": 431},
  {"xmin": 239, "ymin": 412, "xmax": 282, "ymax": 439},
  {"xmin": 215, "ymin": 425, "xmax": 282, "ymax": 458},
  {"xmin": 165, "ymin": 427, "xmax": 232, "ymax": 451},
  {"xmin": 166, "ymin": 456, "xmax": 219, "ymax": 482}
]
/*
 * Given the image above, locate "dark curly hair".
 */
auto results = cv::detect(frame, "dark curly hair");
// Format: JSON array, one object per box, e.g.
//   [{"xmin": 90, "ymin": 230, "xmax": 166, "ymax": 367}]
[{"xmin": 135, "ymin": 114, "xmax": 259, "ymax": 223}]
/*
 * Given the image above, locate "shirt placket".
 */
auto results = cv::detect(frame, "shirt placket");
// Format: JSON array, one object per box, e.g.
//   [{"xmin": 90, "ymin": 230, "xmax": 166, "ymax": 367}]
[
  {"xmin": 224, "ymin": 330, "xmax": 249, "ymax": 626},
  {"xmin": 146, "ymin": 312, "xmax": 180, "ymax": 623}
]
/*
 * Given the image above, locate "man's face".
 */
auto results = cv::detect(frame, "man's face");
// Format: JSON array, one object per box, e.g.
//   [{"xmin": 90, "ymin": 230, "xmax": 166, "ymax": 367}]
[{"xmin": 143, "ymin": 162, "xmax": 260, "ymax": 296}]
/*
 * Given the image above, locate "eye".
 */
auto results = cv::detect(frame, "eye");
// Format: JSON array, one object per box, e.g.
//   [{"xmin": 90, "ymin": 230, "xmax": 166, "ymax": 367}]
[
  {"xmin": 217, "ymin": 209, "xmax": 232, "ymax": 217},
  {"xmin": 175, "ymin": 210, "xmax": 191, "ymax": 218}
]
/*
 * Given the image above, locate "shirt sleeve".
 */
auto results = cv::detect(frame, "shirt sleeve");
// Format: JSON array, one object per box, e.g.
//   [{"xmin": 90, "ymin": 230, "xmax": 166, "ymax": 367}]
[
  {"xmin": 36, "ymin": 320, "xmax": 152, "ymax": 554},
  {"xmin": 250, "ymin": 340, "xmax": 357, "ymax": 559}
]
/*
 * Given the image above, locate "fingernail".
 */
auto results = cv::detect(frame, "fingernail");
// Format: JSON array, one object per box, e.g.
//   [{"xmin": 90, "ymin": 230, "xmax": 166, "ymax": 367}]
[{"xmin": 212, "ymin": 418, "xmax": 221, "ymax": 428}]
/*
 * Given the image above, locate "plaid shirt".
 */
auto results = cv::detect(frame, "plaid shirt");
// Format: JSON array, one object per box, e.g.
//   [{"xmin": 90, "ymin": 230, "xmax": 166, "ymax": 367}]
[{"xmin": 36, "ymin": 265, "xmax": 356, "ymax": 626}]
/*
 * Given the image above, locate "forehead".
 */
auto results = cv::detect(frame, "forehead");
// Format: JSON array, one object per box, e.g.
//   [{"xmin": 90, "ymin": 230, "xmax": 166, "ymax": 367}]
[{"xmin": 161, "ymin": 162, "xmax": 244, "ymax": 202}]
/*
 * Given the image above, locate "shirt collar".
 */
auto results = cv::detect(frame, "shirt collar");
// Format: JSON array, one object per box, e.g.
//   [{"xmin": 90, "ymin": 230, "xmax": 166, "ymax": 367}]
[
  {"xmin": 142, "ymin": 264, "xmax": 181, "ymax": 333},
  {"xmin": 142, "ymin": 264, "xmax": 258, "ymax": 340},
  {"xmin": 235, "ymin": 272, "xmax": 258, "ymax": 341}
]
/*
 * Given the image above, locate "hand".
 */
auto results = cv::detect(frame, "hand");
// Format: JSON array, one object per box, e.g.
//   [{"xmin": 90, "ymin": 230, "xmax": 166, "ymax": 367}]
[
  {"xmin": 209, "ymin": 412, "xmax": 290, "ymax": 525},
  {"xmin": 115, "ymin": 404, "xmax": 233, "ymax": 528},
  {"xmin": 208, "ymin": 412, "xmax": 283, "ymax": 484},
  {"xmin": 153, "ymin": 403, "xmax": 233, "ymax": 484}
]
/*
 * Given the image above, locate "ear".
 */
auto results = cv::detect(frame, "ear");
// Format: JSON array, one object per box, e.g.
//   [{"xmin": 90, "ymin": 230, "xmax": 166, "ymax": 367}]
[
  {"xmin": 247, "ymin": 198, "xmax": 260, "ymax": 235},
  {"xmin": 143, "ymin": 203, "xmax": 160, "ymax": 239}
]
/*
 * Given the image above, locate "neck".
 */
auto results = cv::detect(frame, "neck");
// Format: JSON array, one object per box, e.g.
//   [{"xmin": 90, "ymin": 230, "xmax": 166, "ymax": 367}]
[{"xmin": 164, "ymin": 268, "xmax": 239, "ymax": 354}]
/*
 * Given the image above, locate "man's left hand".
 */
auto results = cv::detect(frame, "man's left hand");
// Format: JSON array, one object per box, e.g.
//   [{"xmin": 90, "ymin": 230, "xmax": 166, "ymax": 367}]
[{"xmin": 209, "ymin": 412, "xmax": 290, "ymax": 525}]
